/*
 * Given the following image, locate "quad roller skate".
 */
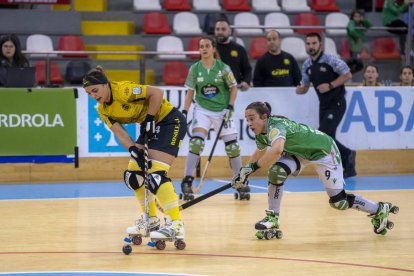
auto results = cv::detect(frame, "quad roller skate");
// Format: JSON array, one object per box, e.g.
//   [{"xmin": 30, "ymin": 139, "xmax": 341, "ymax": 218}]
[
  {"xmin": 122, "ymin": 215, "xmax": 160, "ymax": 254},
  {"xmin": 179, "ymin": 176, "xmax": 195, "ymax": 201},
  {"xmin": 255, "ymin": 210, "xmax": 283, "ymax": 240},
  {"xmin": 369, "ymin": 202, "xmax": 399, "ymax": 235},
  {"xmin": 234, "ymin": 184, "xmax": 250, "ymax": 200},
  {"xmin": 148, "ymin": 217, "xmax": 186, "ymax": 250}
]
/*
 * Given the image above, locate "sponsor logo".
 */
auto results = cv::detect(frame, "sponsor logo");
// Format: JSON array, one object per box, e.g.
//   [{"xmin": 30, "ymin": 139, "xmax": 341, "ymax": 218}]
[
  {"xmin": 0, "ymin": 113, "xmax": 64, "ymax": 127},
  {"xmin": 132, "ymin": 87, "xmax": 142, "ymax": 95}
]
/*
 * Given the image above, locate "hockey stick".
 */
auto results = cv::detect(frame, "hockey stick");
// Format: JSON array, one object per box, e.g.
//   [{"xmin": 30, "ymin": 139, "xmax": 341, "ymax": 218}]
[
  {"xmin": 143, "ymin": 134, "xmax": 150, "ymax": 236},
  {"xmin": 191, "ymin": 118, "xmax": 226, "ymax": 193},
  {"xmin": 180, "ymin": 183, "xmax": 232, "ymax": 210}
]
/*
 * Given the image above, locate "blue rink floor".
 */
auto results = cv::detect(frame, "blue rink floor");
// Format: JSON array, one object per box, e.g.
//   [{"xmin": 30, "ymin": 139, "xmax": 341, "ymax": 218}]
[{"xmin": 0, "ymin": 175, "xmax": 413, "ymax": 200}]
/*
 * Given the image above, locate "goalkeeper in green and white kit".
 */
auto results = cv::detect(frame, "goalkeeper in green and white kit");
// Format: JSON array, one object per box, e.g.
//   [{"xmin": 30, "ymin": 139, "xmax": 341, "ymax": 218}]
[
  {"xmin": 181, "ymin": 36, "xmax": 246, "ymax": 201},
  {"xmin": 232, "ymin": 101, "xmax": 398, "ymax": 239}
]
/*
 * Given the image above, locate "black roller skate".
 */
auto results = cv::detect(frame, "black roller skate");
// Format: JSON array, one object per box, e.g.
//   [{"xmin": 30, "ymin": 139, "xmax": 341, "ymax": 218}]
[
  {"xmin": 179, "ymin": 176, "xmax": 195, "ymax": 201},
  {"xmin": 255, "ymin": 210, "xmax": 283, "ymax": 240},
  {"xmin": 369, "ymin": 202, "xmax": 399, "ymax": 235},
  {"xmin": 234, "ymin": 184, "xmax": 250, "ymax": 200}
]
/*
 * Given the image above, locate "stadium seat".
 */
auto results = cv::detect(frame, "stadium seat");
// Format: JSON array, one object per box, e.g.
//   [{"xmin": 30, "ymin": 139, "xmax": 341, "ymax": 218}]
[
  {"xmin": 163, "ymin": 61, "xmax": 189, "ymax": 85},
  {"xmin": 281, "ymin": 37, "xmax": 307, "ymax": 60},
  {"xmin": 26, "ymin": 34, "xmax": 56, "ymax": 57},
  {"xmin": 133, "ymin": 0, "xmax": 162, "ymax": 11},
  {"xmin": 65, "ymin": 61, "xmax": 92, "ymax": 85},
  {"xmin": 339, "ymin": 38, "xmax": 371, "ymax": 60},
  {"xmin": 324, "ymin": 37, "xmax": 339, "ymax": 57},
  {"xmin": 187, "ymin": 37, "xmax": 201, "ymax": 59},
  {"xmin": 325, "ymin": 12, "xmax": 349, "ymax": 36},
  {"xmin": 252, "ymin": 0, "xmax": 281, "ymax": 11},
  {"xmin": 281, "ymin": 0, "xmax": 311, "ymax": 12},
  {"xmin": 203, "ymin": 13, "xmax": 229, "ymax": 35},
  {"xmin": 249, "ymin": 37, "xmax": 268, "ymax": 59},
  {"xmin": 310, "ymin": 0, "xmax": 339, "ymax": 12},
  {"xmin": 57, "ymin": 35, "xmax": 87, "ymax": 58},
  {"xmin": 234, "ymin": 12, "xmax": 263, "ymax": 35},
  {"xmin": 35, "ymin": 60, "xmax": 64, "ymax": 85},
  {"xmin": 173, "ymin": 12, "xmax": 202, "ymax": 35},
  {"xmin": 294, "ymin": 13, "xmax": 322, "ymax": 35},
  {"xmin": 264, "ymin": 12, "xmax": 293, "ymax": 35},
  {"xmin": 193, "ymin": 0, "xmax": 221, "ymax": 11},
  {"xmin": 143, "ymin": 12, "xmax": 171, "ymax": 34},
  {"xmin": 371, "ymin": 38, "xmax": 400, "ymax": 60},
  {"xmin": 223, "ymin": 0, "xmax": 251, "ymax": 11},
  {"xmin": 156, "ymin": 36, "xmax": 186, "ymax": 60},
  {"xmin": 163, "ymin": 0, "xmax": 191, "ymax": 11}
]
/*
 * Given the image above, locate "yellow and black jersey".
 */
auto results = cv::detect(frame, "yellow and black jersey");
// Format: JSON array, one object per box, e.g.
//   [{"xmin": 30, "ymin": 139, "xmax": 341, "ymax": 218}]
[{"xmin": 97, "ymin": 81, "xmax": 174, "ymax": 128}]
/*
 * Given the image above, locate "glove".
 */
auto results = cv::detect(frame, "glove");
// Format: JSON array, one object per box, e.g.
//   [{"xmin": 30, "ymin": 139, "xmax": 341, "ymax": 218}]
[
  {"xmin": 129, "ymin": 146, "xmax": 152, "ymax": 170},
  {"xmin": 223, "ymin": 104, "xmax": 233, "ymax": 123},
  {"xmin": 231, "ymin": 162, "xmax": 260, "ymax": 189},
  {"xmin": 140, "ymin": 114, "xmax": 156, "ymax": 139}
]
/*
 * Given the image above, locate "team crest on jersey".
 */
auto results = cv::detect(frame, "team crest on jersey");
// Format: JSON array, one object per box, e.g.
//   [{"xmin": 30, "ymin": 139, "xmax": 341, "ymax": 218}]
[
  {"xmin": 230, "ymin": 50, "xmax": 238, "ymax": 58},
  {"xmin": 283, "ymin": 58, "xmax": 290, "ymax": 65},
  {"xmin": 132, "ymin": 87, "xmax": 142, "ymax": 95},
  {"xmin": 122, "ymin": 104, "xmax": 130, "ymax": 111},
  {"xmin": 269, "ymin": 127, "xmax": 280, "ymax": 140},
  {"xmin": 319, "ymin": 66, "xmax": 327, "ymax": 72}
]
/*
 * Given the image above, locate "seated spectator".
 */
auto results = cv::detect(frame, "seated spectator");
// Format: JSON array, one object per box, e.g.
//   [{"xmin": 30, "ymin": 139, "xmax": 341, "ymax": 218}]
[
  {"xmin": 358, "ymin": 64, "xmax": 383, "ymax": 86},
  {"xmin": 382, "ymin": 0, "xmax": 409, "ymax": 56},
  {"xmin": 399, "ymin": 65, "xmax": 413, "ymax": 86},
  {"xmin": 346, "ymin": 10, "xmax": 372, "ymax": 74},
  {"xmin": 0, "ymin": 34, "xmax": 29, "ymax": 86},
  {"xmin": 0, "ymin": 34, "xmax": 29, "ymax": 68},
  {"xmin": 253, "ymin": 30, "xmax": 301, "ymax": 87}
]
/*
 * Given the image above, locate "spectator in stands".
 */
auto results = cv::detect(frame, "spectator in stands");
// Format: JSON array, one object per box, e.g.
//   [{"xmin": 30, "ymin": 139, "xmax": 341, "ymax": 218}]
[
  {"xmin": 296, "ymin": 32, "xmax": 356, "ymax": 179},
  {"xmin": 0, "ymin": 34, "xmax": 29, "ymax": 86},
  {"xmin": 253, "ymin": 30, "xmax": 301, "ymax": 87},
  {"xmin": 346, "ymin": 10, "xmax": 372, "ymax": 74},
  {"xmin": 399, "ymin": 65, "xmax": 413, "ymax": 86},
  {"xmin": 382, "ymin": 0, "xmax": 409, "ymax": 56},
  {"xmin": 0, "ymin": 34, "xmax": 29, "ymax": 68},
  {"xmin": 214, "ymin": 19, "xmax": 252, "ymax": 91},
  {"xmin": 359, "ymin": 64, "xmax": 383, "ymax": 86}
]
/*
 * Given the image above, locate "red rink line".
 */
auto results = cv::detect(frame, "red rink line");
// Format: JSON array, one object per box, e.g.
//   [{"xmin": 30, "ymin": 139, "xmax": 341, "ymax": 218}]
[{"xmin": 0, "ymin": 251, "xmax": 413, "ymax": 273}]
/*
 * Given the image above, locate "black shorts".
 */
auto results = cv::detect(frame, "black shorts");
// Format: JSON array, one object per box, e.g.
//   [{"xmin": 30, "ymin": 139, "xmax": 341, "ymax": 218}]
[{"xmin": 136, "ymin": 108, "xmax": 187, "ymax": 157}]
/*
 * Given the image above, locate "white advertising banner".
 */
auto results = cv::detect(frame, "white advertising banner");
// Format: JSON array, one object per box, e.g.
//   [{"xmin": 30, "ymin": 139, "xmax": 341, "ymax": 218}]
[{"xmin": 77, "ymin": 86, "xmax": 414, "ymax": 157}]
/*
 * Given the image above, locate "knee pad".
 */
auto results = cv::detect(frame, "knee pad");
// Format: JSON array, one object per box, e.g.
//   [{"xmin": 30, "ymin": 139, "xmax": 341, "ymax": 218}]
[
  {"xmin": 123, "ymin": 170, "xmax": 144, "ymax": 190},
  {"xmin": 148, "ymin": 171, "xmax": 171, "ymax": 195},
  {"xmin": 329, "ymin": 190, "xmax": 355, "ymax": 210},
  {"xmin": 268, "ymin": 162, "xmax": 291, "ymax": 185},
  {"xmin": 189, "ymin": 136, "xmax": 205, "ymax": 155},
  {"xmin": 224, "ymin": 140, "xmax": 240, "ymax": 158}
]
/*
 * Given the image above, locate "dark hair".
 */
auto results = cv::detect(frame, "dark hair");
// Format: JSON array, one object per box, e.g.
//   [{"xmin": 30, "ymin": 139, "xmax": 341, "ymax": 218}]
[
  {"xmin": 349, "ymin": 10, "xmax": 363, "ymax": 20},
  {"xmin": 0, "ymin": 34, "xmax": 29, "ymax": 67},
  {"xmin": 199, "ymin": 36, "xmax": 220, "ymax": 59},
  {"xmin": 83, "ymin": 65, "xmax": 109, "ymax": 87},
  {"xmin": 214, "ymin": 18, "xmax": 231, "ymax": 27},
  {"xmin": 363, "ymin": 64, "xmax": 379, "ymax": 73},
  {"xmin": 245, "ymin": 101, "xmax": 272, "ymax": 117},
  {"xmin": 305, "ymin": 32, "xmax": 322, "ymax": 42},
  {"xmin": 400, "ymin": 65, "xmax": 414, "ymax": 75},
  {"xmin": 266, "ymin": 29, "xmax": 281, "ymax": 39}
]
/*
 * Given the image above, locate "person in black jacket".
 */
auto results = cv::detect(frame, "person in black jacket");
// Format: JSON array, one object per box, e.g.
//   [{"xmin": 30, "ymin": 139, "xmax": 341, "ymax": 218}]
[
  {"xmin": 253, "ymin": 30, "xmax": 301, "ymax": 87},
  {"xmin": 0, "ymin": 34, "xmax": 29, "ymax": 86},
  {"xmin": 214, "ymin": 19, "xmax": 252, "ymax": 91}
]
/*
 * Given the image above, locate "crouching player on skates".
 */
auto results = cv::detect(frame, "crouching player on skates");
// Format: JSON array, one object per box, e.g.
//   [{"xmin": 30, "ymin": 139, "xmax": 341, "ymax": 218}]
[
  {"xmin": 180, "ymin": 36, "xmax": 248, "ymax": 200},
  {"xmin": 83, "ymin": 66, "xmax": 187, "ymax": 248},
  {"xmin": 232, "ymin": 101, "xmax": 398, "ymax": 239}
]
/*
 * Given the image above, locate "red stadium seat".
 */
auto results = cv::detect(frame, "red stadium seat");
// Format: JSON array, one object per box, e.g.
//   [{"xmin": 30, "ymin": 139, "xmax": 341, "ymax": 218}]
[
  {"xmin": 310, "ymin": 0, "xmax": 339, "ymax": 12},
  {"xmin": 371, "ymin": 38, "xmax": 400, "ymax": 60},
  {"xmin": 163, "ymin": 61, "xmax": 189, "ymax": 85},
  {"xmin": 249, "ymin": 37, "xmax": 268, "ymax": 59},
  {"xmin": 57, "ymin": 35, "xmax": 87, "ymax": 58},
  {"xmin": 187, "ymin": 37, "xmax": 201, "ymax": 59},
  {"xmin": 35, "ymin": 60, "xmax": 64, "ymax": 85},
  {"xmin": 223, "ymin": 0, "xmax": 251, "ymax": 11},
  {"xmin": 294, "ymin": 13, "xmax": 322, "ymax": 34},
  {"xmin": 143, "ymin": 12, "xmax": 171, "ymax": 34},
  {"xmin": 163, "ymin": 0, "xmax": 191, "ymax": 11},
  {"xmin": 340, "ymin": 38, "xmax": 371, "ymax": 60}
]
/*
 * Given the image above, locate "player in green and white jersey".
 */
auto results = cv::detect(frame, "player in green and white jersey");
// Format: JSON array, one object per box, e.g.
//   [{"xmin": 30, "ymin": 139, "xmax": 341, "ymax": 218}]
[
  {"xmin": 231, "ymin": 101, "xmax": 398, "ymax": 238},
  {"xmin": 181, "ymin": 36, "xmax": 247, "ymax": 200}
]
